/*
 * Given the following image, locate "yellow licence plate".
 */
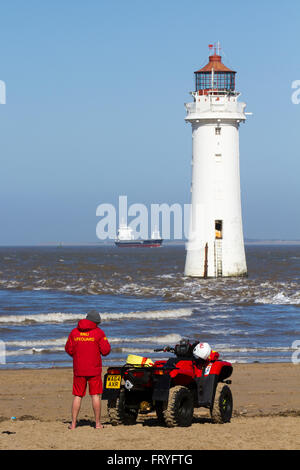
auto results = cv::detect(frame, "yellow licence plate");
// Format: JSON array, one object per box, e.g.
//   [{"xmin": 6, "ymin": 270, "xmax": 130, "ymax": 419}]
[{"xmin": 106, "ymin": 375, "xmax": 121, "ymax": 389}]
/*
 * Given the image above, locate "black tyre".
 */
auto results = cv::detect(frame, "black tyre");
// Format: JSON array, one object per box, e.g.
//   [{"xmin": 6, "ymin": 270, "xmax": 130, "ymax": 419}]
[
  {"xmin": 107, "ymin": 388, "xmax": 138, "ymax": 426},
  {"xmin": 210, "ymin": 383, "xmax": 233, "ymax": 423},
  {"xmin": 163, "ymin": 385, "xmax": 194, "ymax": 427}
]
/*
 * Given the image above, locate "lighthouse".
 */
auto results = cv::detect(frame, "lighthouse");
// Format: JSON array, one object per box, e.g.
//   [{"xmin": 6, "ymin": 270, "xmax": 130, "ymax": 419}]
[{"xmin": 184, "ymin": 44, "xmax": 248, "ymax": 278}]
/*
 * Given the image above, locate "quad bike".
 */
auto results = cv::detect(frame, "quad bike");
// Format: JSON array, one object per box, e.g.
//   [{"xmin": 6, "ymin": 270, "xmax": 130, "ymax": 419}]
[{"xmin": 102, "ymin": 339, "xmax": 233, "ymax": 427}]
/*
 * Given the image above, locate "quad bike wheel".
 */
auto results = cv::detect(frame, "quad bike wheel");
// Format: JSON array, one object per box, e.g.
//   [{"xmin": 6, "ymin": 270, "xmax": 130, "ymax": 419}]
[
  {"xmin": 107, "ymin": 388, "xmax": 138, "ymax": 426},
  {"xmin": 162, "ymin": 385, "xmax": 194, "ymax": 427},
  {"xmin": 210, "ymin": 383, "xmax": 233, "ymax": 423}
]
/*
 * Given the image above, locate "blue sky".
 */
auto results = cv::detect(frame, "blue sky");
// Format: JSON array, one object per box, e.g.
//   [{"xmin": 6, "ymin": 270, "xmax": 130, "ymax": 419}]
[{"xmin": 0, "ymin": 0, "xmax": 299, "ymax": 244}]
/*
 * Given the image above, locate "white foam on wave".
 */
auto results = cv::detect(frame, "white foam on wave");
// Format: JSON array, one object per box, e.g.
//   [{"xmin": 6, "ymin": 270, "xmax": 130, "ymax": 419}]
[
  {"xmin": 208, "ymin": 314, "xmax": 230, "ymax": 319},
  {"xmin": 6, "ymin": 333, "xmax": 182, "ymax": 348},
  {"xmin": 6, "ymin": 334, "xmax": 181, "ymax": 356},
  {"xmin": 9, "ymin": 337, "xmax": 293, "ymax": 354},
  {"xmin": 4, "ymin": 333, "xmax": 184, "ymax": 360},
  {"xmin": 6, "ymin": 337, "xmax": 295, "ymax": 361},
  {"xmin": 102, "ymin": 308, "xmax": 193, "ymax": 321},
  {"xmin": 6, "ymin": 344, "xmax": 295, "ymax": 359},
  {"xmin": 121, "ymin": 348, "xmax": 156, "ymax": 355},
  {"xmin": 0, "ymin": 308, "xmax": 193, "ymax": 324},
  {"xmin": 6, "ymin": 346, "xmax": 159, "ymax": 357},
  {"xmin": 110, "ymin": 333, "xmax": 182, "ymax": 344},
  {"xmin": 0, "ymin": 313, "xmax": 83, "ymax": 324},
  {"xmin": 206, "ymin": 328, "xmax": 247, "ymax": 336},
  {"xmin": 216, "ymin": 345, "xmax": 296, "ymax": 352},
  {"xmin": 6, "ymin": 337, "xmax": 68, "ymax": 348},
  {"xmin": 5, "ymin": 347, "xmax": 65, "ymax": 357},
  {"xmin": 156, "ymin": 274, "xmax": 175, "ymax": 279},
  {"xmin": 255, "ymin": 292, "xmax": 300, "ymax": 305}
]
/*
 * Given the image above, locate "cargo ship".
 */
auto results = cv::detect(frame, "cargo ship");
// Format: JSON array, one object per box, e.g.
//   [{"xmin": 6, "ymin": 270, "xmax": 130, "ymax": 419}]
[{"xmin": 115, "ymin": 224, "xmax": 163, "ymax": 247}]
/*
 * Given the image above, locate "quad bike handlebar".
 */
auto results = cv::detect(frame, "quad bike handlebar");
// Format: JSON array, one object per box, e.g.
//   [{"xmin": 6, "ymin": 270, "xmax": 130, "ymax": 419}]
[
  {"xmin": 153, "ymin": 346, "xmax": 175, "ymax": 353},
  {"xmin": 154, "ymin": 340, "xmax": 195, "ymax": 357}
]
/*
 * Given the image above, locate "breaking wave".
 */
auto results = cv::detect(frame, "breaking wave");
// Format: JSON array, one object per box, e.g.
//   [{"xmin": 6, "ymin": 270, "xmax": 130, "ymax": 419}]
[
  {"xmin": 0, "ymin": 309, "xmax": 193, "ymax": 325},
  {"xmin": 1, "ymin": 277, "xmax": 300, "ymax": 306},
  {"xmin": 5, "ymin": 333, "xmax": 182, "ymax": 349},
  {"xmin": 255, "ymin": 292, "xmax": 300, "ymax": 305},
  {"xmin": 5, "ymin": 344, "xmax": 297, "ymax": 361},
  {"xmin": 4, "ymin": 334, "xmax": 183, "ymax": 359},
  {"xmin": 5, "ymin": 348, "xmax": 65, "ymax": 357}
]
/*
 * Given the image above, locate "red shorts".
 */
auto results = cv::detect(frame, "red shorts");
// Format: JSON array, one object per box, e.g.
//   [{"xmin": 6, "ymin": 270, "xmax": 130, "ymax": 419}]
[{"xmin": 73, "ymin": 375, "xmax": 102, "ymax": 397}]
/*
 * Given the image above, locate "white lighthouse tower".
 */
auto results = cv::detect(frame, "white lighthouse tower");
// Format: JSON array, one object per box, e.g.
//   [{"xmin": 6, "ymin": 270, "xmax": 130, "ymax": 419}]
[{"xmin": 184, "ymin": 44, "xmax": 248, "ymax": 278}]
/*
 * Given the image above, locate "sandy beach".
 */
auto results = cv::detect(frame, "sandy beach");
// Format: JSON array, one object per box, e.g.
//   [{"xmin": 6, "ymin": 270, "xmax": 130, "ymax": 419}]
[{"xmin": 0, "ymin": 363, "xmax": 299, "ymax": 450}]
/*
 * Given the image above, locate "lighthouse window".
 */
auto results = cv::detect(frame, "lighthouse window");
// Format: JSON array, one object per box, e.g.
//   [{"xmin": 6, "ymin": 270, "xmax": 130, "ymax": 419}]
[
  {"xmin": 215, "ymin": 220, "xmax": 223, "ymax": 239},
  {"xmin": 195, "ymin": 71, "xmax": 235, "ymax": 92},
  {"xmin": 215, "ymin": 127, "xmax": 221, "ymax": 135}
]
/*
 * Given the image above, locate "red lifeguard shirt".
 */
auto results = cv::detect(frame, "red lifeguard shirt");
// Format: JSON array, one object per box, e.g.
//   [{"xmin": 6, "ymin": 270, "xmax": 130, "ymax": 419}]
[{"xmin": 65, "ymin": 319, "xmax": 111, "ymax": 376}]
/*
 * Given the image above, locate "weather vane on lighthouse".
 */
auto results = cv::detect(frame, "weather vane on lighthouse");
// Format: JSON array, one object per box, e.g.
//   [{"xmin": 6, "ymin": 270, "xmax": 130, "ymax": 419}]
[
  {"xmin": 184, "ymin": 42, "xmax": 249, "ymax": 278},
  {"xmin": 209, "ymin": 41, "xmax": 221, "ymax": 56}
]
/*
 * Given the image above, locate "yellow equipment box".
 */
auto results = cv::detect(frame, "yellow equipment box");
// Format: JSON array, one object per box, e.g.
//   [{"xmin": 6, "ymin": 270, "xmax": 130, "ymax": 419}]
[{"xmin": 126, "ymin": 354, "xmax": 154, "ymax": 367}]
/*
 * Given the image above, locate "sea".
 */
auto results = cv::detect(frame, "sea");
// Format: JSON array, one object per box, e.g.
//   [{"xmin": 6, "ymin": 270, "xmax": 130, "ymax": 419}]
[{"xmin": 0, "ymin": 244, "xmax": 299, "ymax": 369}]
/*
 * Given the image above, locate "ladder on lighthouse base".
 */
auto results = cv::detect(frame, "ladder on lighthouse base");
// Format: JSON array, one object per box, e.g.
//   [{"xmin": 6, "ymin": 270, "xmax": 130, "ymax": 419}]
[{"xmin": 215, "ymin": 240, "xmax": 223, "ymax": 277}]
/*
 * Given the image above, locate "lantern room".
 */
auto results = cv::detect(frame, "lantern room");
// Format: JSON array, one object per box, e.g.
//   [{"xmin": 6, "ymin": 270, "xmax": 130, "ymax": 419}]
[{"xmin": 194, "ymin": 45, "xmax": 236, "ymax": 95}]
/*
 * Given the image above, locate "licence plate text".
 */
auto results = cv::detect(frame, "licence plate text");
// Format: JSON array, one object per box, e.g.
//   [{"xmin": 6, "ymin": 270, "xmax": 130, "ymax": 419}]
[{"xmin": 106, "ymin": 375, "xmax": 121, "ymax": 389}]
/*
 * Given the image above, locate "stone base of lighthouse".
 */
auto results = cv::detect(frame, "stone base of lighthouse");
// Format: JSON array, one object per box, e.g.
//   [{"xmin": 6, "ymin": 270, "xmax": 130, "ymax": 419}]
[{"xmin": 184, "ymin": 237, "xmax": 247, "ymax": 278}]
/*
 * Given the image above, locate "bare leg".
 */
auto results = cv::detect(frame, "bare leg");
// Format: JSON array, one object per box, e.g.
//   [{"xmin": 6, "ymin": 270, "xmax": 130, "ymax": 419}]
[
  {"xmin": 91, "ymin": 394, "xmax": 103, "ymax": 428},
  {"xmin": 69, "ymin": 395, "xmax": 82, "ymax": 429}
]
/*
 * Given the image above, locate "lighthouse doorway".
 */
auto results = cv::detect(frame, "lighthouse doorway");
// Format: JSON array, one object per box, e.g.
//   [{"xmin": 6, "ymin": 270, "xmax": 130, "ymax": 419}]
[{"xmin": 215, "ymin": 220, "xmax": 223, "ymax": 239}]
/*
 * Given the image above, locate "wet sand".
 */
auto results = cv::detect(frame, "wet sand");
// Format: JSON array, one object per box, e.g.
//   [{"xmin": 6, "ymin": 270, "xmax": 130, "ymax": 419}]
[{"xmin": 0, "ymin": 363, "xmax": 299, "ymax": 450}]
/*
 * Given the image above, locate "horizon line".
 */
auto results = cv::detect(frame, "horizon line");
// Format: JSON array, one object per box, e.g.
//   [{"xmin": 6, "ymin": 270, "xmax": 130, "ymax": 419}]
[{"xmin": 1, "ymin": 239, "xmax": 300, "ymax": 247}]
